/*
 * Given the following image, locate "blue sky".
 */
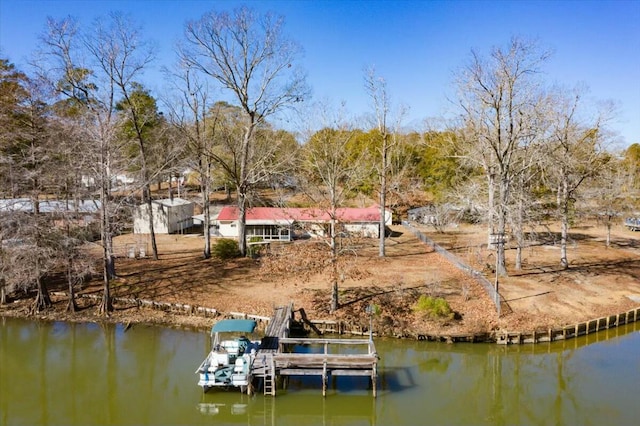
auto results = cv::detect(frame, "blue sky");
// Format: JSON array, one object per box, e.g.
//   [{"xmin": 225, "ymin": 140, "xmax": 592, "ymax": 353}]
[{"xmin": 1, "ymin": 0, "xmax": 639, "ymax": 147}]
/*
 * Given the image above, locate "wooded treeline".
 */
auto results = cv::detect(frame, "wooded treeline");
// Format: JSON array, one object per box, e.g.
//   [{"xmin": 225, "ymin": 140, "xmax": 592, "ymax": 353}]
[{"xmin": 1, "ymin": 7, "xmax": 638, "ymax": 315}]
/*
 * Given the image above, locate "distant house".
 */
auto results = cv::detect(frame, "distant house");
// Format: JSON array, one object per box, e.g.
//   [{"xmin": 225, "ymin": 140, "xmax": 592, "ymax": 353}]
[
  {"xmin": 0, "ymin": 198, "xmax": 101, "ymax": 226},
  {"xmin": 0, "ymin": 198, "xmax": 101, "ymax": 214},
  {"xmin": 625, "ymin": 217, "xmax": 640, "ymax": 231},
  {"xmin": 133, "ymin": 198, "xmax": 194, "ymax": 234},
  {"xmin": 211, "ymin": 205, "xmax": 392, "ymax": 241}
]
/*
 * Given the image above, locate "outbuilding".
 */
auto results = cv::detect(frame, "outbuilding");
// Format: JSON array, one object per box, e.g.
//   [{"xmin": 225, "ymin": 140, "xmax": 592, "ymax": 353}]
[{"xmin": 133, "ymin": 198, "xmax": 194, "ymax": 234}]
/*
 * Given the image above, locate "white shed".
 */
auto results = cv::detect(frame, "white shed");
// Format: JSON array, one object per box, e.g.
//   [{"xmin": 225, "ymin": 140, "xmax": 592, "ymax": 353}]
[{"xmin": 133, "ymin": 198, "xmax": 194, "ymax": 234}]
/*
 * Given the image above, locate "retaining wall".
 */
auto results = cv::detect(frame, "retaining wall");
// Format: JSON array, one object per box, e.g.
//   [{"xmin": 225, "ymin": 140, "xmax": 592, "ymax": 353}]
[{"xmin": 69, "ymin": 296, "xmax": 639, "ymax": 345}]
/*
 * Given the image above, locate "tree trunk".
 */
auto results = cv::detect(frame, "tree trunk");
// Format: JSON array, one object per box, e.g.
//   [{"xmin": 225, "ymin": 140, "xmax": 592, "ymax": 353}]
[
  {"xmin": 99, "ymin": 174, "xmax": 114, "ymax": 314},
  {"xmin": 99, "ymin": 251, "xmax": 113, "ymax": 315},
  {"xmin": 559, "ymin": 178, "xmax": 569, "ymax": 269},
  {"xmin": 237, "ymin": 187, "xmax": 248, "ymax": 257},
  {"xmin": 144, "ymin": 193, "xmax": 159, "ymax": 261},
  {"xmin": 66, "ymin": 259, "xmax": 77, "ymax": 313},
  {"xmin": 329, "ymin": 207, "xmax": 339, "ymax": 312},
  {"xmin": 378, "ymin": 136, "xmax": 388, "ymax": 258},
  {"xmin": 202, "ymin": 161, "xmax": 211, "ymax": 259},
  {"xmin": 100, "ymin": 206, "xmax": 115, "ymax": 314},
  {"xmin": 487, "ymin": 172, "xmax": 496, "ymax": 247},
  {"xmin": 330, "ymin": 249, "xmax": 339, "ymax": 313},
  {"xmin": 331, "ymin": 278, "xmax": 339, "ymax": 314},
  {"xmin": 237, "ymin": 121, "xmax": 255, "ymax": 257},
  {"xmin": 32, "ymin": 275, "xmax": 52, "ymax": 313},
  {"xmin": 514, "ymin": 204, "xmax": 523, "ymax": 270},
  {"xmin": 203, "ymin": 200, "xmax": 211, "ymax": 258},
  {"xmin": 495, "ymin": 175, "xmax": 508, "ymax": 276}
]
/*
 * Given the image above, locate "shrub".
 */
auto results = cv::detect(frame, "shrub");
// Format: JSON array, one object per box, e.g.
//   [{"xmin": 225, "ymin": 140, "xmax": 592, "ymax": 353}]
[
  {"xmin": 412, "ymin": 295, "xmax": 454, "ymax": 319},
  {"xmin": 212, "ymin": 239, "xmax": 240, "ymax": 259}
]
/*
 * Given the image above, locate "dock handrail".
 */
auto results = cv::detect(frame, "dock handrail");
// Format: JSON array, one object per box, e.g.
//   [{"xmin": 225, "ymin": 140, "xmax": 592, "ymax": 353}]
[{"xmin": 279, "ymin": 337, "xmax": 377, "ymax": 356}]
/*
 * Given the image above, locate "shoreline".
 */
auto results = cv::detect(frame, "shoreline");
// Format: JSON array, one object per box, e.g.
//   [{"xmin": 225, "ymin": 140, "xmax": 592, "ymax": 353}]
[{"xmin": 3, "ymin": 294, "xmax": 639, "ymax": 345}]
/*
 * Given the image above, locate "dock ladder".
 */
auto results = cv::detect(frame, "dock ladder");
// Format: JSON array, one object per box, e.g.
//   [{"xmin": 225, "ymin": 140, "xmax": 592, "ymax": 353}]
[{"xmin": 262, "ymin": 353, "xmax": 276, "ymax": 396}]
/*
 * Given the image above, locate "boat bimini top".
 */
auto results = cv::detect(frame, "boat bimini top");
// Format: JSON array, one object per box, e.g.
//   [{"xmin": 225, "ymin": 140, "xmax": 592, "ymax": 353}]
[{"xmin": 211, "ymin": 319, "xmax": 257, "ymax": 335}]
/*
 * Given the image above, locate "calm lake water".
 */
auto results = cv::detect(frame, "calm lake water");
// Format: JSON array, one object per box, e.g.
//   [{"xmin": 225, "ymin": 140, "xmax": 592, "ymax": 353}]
[{"xmin": 1, "ymin": 317, "xmax": 639, "ymax": 426}]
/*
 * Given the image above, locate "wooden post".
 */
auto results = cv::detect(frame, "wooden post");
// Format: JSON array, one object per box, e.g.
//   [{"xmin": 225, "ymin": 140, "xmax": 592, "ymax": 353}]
[
  {"xmin": 322, "ymin": 361, "xmax": 327, "ymax": 397},
  {"xmin": 270, "ymin": 355, "xmax": 276, "ymax": 397},
  {"xmin": 372, "ymin": 361, "xmax": 377, "ymax": 398}
]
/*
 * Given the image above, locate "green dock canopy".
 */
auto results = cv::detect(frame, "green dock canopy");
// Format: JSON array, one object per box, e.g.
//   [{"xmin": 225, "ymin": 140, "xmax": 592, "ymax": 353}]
[{"xmin": 211, "ymin": 319, "xmax": 257, "ymax": 334}]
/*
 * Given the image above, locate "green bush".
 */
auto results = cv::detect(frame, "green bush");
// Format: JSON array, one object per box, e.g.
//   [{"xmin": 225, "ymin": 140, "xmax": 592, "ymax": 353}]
[
  {"xmin": 412, "ymin": 295, "xmax": 454, "ymax": 319},
  {"xmin": 212, "ymin": 239, "xmax": 240, "ymax": 259}
]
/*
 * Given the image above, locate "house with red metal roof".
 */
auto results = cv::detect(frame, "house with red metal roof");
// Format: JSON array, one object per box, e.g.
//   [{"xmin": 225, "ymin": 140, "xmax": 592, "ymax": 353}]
[{"xmin": 212, "ymin": 205, "xmax": 391, "ymax": 241}]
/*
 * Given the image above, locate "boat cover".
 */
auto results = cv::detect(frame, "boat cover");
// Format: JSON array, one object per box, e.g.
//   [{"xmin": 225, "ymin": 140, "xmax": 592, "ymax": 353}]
[{"xmin": 211, "ymin": 319, "xmax": 257, "ymax": 334}]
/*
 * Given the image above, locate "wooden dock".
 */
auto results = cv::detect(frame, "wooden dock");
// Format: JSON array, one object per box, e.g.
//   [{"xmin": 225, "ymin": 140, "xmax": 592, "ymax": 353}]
[
  {"xmin": 276, "ymin": 338, "xmax": 378, "ymax": 397},
  {"xmin": 251, "ymin": 306, "xmax": 379, "ymax": 397}
]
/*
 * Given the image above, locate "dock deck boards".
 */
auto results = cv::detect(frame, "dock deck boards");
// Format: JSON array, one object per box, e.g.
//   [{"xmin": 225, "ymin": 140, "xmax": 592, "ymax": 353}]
[{"xmin": 252, "ymin": 305, "xmax": 378, "ymax": 397}]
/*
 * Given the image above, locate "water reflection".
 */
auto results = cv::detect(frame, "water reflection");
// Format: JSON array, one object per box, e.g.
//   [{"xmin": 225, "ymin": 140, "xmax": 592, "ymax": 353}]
[
  {"xmin": 1, "ymin": 317, "xmax": 638, "ymax": 425},
  {"xmin": 197, "ymin": 392, "xmax": 377, "ymax": 426}
]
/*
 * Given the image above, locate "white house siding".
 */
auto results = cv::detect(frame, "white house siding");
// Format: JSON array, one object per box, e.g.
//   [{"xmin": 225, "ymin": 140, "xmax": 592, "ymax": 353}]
[
  {"xmin": 133, "ymin": 198, "xmax": 194, "ymax": 234},
  {"xmin": 344, "ymin": 222, "xmax": 379, "ymax": 238},
  {"xmin": 217, "ymin": 221, "xmax": 238, "ymax": 238},
  {"xmin": 216, "ymin": 221, "xmax": 291, "ymax": 241}
]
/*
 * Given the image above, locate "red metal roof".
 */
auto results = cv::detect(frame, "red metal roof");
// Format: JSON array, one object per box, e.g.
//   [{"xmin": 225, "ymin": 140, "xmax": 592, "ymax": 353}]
[{"xmin": 216, "ymin": 206, "xmax": 381, "ymax": 223}]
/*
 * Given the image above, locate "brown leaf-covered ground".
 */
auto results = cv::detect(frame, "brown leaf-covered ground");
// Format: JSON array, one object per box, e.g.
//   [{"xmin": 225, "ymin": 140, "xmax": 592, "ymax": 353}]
[{"xmin": 3, "ymin": 222, "xmax": 639, "ymax": 339}]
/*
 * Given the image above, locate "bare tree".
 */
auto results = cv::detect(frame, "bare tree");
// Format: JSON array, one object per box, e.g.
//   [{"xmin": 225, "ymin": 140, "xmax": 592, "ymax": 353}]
[
  {"xmin": 181, "ymin": 6, "xmax": 308, "ymax": 256},
  {"xmin": 581, "ymin": 154, "xmax": 628, "ymax": 247},
  {"xmin": 364, "ymin": 67, "xmax": 406, "ymax": 257},
  {"xmin": 39, "ymin": 17, "xmax": 129, "ymax": 314},
  {"xmin": 508, "ymin": 138, "xmax": 546, "ymax": 270},
  {"xmin": 207, "ymin": 101, "xmax": 300, "ymax": 208},
  {"xmin": 299, "ymin": 104, "xmax": 368, "ymax": 312},
  {"xmin": 454, "ymin": 37, "xmax": 550, "ymax": 276},
  {"xmin": 165, "ymin": 64, "xmax": 218, "ymax": 258},
  {"xmin": 86, "ymin": 13, "xmax": 161, "ymax": 260},
  {"xmin": 543, "ymin": 87, "xmax": 614, "ymax": 267}
]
